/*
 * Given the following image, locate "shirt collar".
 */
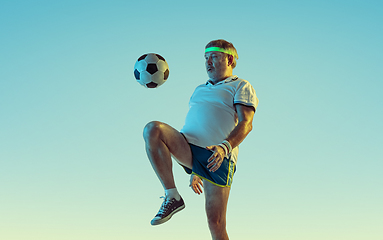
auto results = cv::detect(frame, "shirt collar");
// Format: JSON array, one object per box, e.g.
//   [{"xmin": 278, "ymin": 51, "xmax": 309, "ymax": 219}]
[{"xmin": 206, "ymin": 75, "xmax": 238, "ymax": 86}]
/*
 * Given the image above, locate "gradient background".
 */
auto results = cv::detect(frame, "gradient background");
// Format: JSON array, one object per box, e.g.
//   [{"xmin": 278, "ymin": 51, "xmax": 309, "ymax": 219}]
[{"xmin": 1, "ymin": 0, "xmax": 382, "ymax": 239}]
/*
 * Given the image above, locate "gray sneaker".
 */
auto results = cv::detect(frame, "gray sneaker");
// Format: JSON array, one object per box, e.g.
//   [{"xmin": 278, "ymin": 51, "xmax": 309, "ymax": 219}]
[{"xmin": 151, "ymin": 196, "xmax": 185, "ymax": 225}]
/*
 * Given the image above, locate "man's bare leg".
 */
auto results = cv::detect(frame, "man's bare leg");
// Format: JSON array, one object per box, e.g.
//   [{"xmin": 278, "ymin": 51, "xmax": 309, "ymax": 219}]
[
  {"xmin": 143, "ymin": 121, "xmax": 192, "ymax": 225},
  {"xmin": 204, "ymin": 181, "xmax": 231, "ymax": 240}
]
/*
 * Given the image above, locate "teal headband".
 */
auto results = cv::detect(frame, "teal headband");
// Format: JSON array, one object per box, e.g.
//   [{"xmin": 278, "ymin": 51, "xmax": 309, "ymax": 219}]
[{"xmin": 205, "ymin": 47, "xmax": 237, "ymax": 59}]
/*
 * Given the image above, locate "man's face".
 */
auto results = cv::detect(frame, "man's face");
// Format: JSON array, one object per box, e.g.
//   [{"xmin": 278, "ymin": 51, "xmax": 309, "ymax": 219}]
[{"xmin": 205, "ymin": 51, "xmax": 229, "ymax": 81}]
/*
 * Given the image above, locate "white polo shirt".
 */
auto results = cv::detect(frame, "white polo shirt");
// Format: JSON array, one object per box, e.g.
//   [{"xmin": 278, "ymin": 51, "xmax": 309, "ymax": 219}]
[{"xmin": 180, "ymin": 75, "xmax": 259, "ymax": 164}]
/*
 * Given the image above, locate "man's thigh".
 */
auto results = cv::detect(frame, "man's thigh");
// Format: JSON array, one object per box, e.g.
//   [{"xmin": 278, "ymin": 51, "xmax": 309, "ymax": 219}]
[
  {"xmin": 153, "ymin": 121, "xmax": 193, "ymax": 169},
  {"xmin": 204, "ymin": 180, "xmax": 231, "ymax": 220}
]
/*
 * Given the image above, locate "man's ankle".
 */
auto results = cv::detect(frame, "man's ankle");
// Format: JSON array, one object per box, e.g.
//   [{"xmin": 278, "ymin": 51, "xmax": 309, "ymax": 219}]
[{"xmin": 165, "ymin": 188, "xmax": 181, "ymax": 201}]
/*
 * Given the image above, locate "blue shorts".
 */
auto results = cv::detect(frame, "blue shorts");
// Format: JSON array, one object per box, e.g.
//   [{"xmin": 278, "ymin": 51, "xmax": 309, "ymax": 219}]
[{"xmin": 183, "ymin": 144, "xmax": 236, "ymax": 187}]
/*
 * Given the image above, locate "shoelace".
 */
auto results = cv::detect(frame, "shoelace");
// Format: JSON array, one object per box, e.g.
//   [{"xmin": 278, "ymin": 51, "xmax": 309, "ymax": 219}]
[{"xmin": 158, "ymin": 196, "xmax": 172, "ymax": 215}]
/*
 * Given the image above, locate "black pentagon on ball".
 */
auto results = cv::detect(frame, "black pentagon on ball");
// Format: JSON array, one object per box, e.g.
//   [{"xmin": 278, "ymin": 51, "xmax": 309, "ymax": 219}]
[
  {"xmin": 164, "ymin": 69, "xmax": 169, "ymax": 80},
  {"xmin": 134, "ymin": 69, "xmax": 140, "ymax": 80},
  {"xmin": 146, "ymin": 63, "xmax": 158, "ymax": 75},
  {"xmin": 146, "ymin": 82, "xmax": 158, "ymax": 88}
]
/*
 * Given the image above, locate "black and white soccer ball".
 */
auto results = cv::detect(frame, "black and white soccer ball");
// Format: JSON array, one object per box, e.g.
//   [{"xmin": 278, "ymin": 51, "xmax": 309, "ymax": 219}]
[{"xmin": 134, "ymin": 53, "xmax": 169, "ymax": 88}]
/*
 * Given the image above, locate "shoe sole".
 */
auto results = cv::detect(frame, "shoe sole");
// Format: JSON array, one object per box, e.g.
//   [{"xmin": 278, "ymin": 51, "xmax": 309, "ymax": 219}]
[{"xmin": 150, "ymin": 204, "xmax": 185, "ymax": 226}]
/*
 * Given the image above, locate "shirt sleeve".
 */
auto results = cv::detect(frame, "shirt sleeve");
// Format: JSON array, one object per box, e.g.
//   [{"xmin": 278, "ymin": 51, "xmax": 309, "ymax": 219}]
[{"xmin": 234, "ymin": 80, "xmax": 259, "ymax": 110}]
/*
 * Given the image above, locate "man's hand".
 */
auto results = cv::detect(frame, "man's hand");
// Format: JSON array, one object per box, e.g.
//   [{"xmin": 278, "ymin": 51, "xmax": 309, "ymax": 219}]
[
  {"xmin": 206, "ymin": 145, "xmax": 226, "ymax": 172},
  {"xmin": 189, "ymin": 174, "xmax": 203, "ymax": 194}
]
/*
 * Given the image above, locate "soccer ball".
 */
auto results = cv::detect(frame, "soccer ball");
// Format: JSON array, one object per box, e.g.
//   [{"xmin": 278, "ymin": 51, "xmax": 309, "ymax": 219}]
[{"xmin": 134, "ymin": 53, "xmax": 169, "ymax": 88}]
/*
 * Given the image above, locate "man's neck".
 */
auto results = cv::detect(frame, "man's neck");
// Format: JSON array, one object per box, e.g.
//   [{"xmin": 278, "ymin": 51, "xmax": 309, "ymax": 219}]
[{"xmin": 210, "ymin": 74, "xmax": 233, "ymax": 84}]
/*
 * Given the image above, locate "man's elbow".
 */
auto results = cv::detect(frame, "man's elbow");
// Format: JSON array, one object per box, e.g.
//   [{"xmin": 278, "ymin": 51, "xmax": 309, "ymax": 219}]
[
  {"xmin": 241, "ymin": 121, "xmax": 253, "ymax": 134},
  {"xmin": 247, "ymin": 122, "xmax": 253, "ymax": 134}
]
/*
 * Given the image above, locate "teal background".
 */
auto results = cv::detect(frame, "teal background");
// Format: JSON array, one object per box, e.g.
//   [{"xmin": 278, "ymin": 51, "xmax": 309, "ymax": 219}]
[{"xmin": 1, "ymin": 0, "xmax": 382, "ymax": 239}]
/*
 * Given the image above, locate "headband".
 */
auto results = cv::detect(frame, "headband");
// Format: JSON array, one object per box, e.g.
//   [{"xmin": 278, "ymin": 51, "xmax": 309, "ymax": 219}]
[{"xmin": 205, "ymin": 47, "xmax": 238, "ymax": 59}]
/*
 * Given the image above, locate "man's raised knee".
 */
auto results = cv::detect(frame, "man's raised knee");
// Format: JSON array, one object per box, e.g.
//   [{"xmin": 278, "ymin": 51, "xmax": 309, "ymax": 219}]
[{"xmin": 143, "ymin": 121, "xmax": 163, "ymax": 141}]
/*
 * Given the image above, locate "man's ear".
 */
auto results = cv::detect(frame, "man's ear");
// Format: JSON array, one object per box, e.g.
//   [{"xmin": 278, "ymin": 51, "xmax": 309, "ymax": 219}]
[{"xmin": 227, "ymin": 55, "xmax": 234, "ymax": 66}]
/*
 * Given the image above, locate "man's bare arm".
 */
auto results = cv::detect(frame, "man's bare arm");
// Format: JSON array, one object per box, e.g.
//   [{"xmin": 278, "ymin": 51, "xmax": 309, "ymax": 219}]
[{"xmin": 226, "ymin": 104, "xmax": 255, "ymax": 149}]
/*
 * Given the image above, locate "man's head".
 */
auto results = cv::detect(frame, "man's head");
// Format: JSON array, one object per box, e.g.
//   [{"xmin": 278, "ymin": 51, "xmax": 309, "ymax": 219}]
[
  {"xmin": 205, "ymin": 39, "xmax": 238, "ymax": 83},
  {"xmin": 205, "ymin": 39, "xmax": 238, "ymax": 68}
]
